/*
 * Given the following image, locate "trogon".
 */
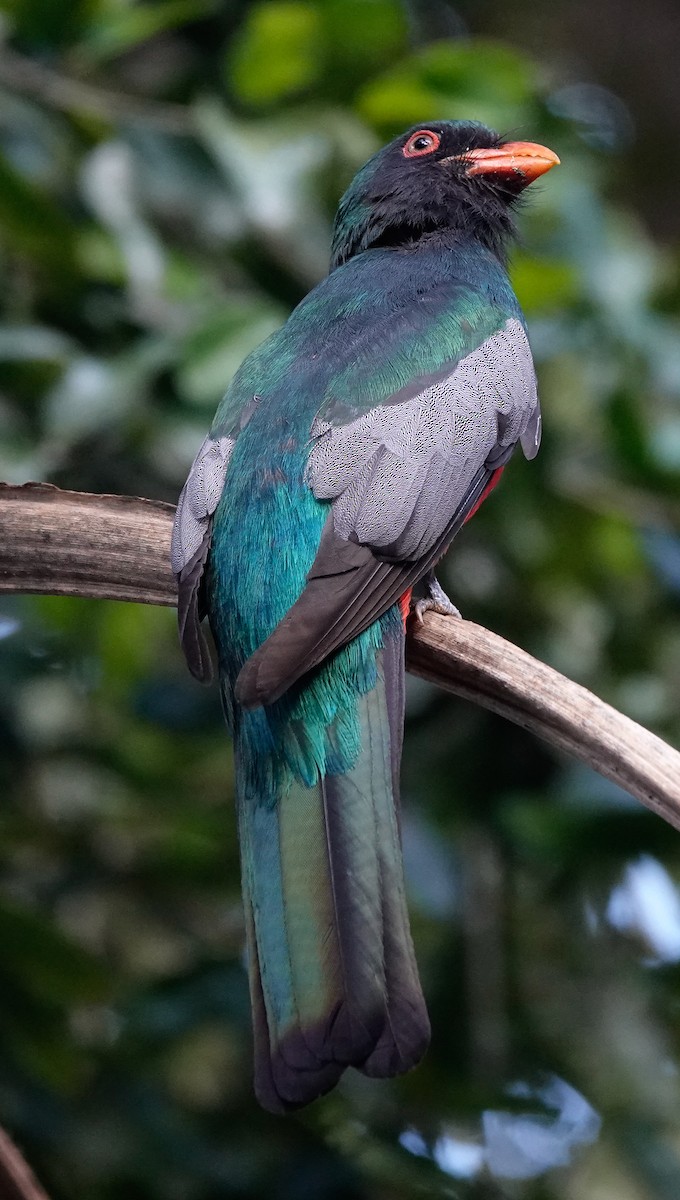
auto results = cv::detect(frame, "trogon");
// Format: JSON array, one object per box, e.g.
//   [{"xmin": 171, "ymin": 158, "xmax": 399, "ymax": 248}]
[{"xmin": 171, "ymin": 121, "xmax": 559, "ymax": 1112}]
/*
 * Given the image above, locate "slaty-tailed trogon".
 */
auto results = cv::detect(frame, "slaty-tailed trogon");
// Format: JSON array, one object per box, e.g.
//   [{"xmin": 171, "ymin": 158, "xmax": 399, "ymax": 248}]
[{"xmin": 171, "ymin": 121, "xmax": 559, "ymax": 1112}]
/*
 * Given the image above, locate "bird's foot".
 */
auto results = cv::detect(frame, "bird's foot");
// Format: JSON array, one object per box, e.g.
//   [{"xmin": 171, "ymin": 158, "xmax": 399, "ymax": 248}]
[{"xmin": 412, "ymin": 573, "xmax": 462, "ymax": 626}]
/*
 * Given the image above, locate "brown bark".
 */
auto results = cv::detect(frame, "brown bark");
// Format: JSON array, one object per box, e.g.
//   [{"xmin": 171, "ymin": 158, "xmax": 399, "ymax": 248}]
[
  {"xmin": 0, "ymin": 1127, "xmax": 50, "ymax": 1200},
  {"xmin": 2, "ymin": 481, "xmax": 680, "ymax": 831}
]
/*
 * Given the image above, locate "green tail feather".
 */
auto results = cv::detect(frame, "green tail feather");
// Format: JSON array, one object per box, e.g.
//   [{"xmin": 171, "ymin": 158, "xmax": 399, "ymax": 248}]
[{"xmin": 235, "ymin": 627, "xmax": 430, "ymax": 1113}]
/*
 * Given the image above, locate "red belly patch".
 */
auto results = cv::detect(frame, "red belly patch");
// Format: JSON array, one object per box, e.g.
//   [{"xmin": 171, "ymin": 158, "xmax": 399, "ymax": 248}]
[
  {"xmin": 398, "ymin": 588, "xmax": 412, "ymax": 626},
  {"xmin": 463, "ymin": 466, "xmax": 505, "ymax": 524}
]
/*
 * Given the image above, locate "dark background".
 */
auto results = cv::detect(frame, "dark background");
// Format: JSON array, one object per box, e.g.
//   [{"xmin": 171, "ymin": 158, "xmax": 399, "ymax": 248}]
[{"xmin": 1, "ymin": 1, "xmax": 680, "ymax": 1196}]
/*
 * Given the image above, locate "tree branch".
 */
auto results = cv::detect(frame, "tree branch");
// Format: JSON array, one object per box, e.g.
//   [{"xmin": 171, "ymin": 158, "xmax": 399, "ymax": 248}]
[
  {"xmin": 0, "ymin": 46, "xmax": 193, "ymax": 134},
  {"xmin": 0, "ymin": 482, "xmax": 175, "ymax": 606},
  {"xmin": 0, "ymin": 1126, "xmax": 50, "ymax": 1200},
  {"xmin": 2, "ymin": 482, "xmax": 680, "ymax": 830}
]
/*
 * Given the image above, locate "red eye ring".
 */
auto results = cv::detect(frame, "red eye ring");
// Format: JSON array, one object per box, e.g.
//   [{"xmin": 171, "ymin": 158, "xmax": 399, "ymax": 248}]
[{"xmin": 403, "ymin": 129, "xmax": 441, "ymax": 158}]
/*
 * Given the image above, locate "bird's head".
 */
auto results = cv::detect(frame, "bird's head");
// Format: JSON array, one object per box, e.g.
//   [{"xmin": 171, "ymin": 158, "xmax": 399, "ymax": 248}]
[{"xmin": 330, "ymin": 120, "xmax": 559, "ymax": 269}]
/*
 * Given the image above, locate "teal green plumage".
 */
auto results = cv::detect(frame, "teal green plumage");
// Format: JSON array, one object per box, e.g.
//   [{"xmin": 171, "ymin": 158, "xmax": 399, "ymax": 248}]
[
  {"xmin": 207, "ymin": 281, "xmax": 420, "ymax": 1108},
  {"xmin": 171, "ymin": 120, "xmax": 556, "ymax": 1111},
  {"xmin": 205, "ymin": 243, "xmax": 518, "ymax": 1109}
]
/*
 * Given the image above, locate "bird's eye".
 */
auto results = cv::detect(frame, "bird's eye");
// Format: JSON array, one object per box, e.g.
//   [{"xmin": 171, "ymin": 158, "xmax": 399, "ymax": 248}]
[{"xmin": 403, "ymin": 130, "xmax": 441, "ymax": 158}]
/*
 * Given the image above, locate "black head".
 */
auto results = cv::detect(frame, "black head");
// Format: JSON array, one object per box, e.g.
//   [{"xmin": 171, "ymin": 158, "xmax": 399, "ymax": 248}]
[{"xmin": 330, "ymin": 120, "xmax": 559, "ymax": 270}]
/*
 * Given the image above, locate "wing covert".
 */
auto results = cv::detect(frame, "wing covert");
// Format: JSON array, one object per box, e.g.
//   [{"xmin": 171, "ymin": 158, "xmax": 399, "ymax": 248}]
[
  {"xmin": 171, "ymin": 433, "xmax": 234, "ymax": 682},
  {"xmin": 307, "ymin": 317, "xmax": 539, "ymax": 561}
]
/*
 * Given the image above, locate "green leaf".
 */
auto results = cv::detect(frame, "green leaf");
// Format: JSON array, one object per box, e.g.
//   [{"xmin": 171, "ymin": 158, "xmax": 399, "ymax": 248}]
[
  {"xmin": 178, "ymin": 304, "xmax": 283, "ymax": 405},
  {"xmin": 589, "ymin": 515, "xmax": 643, "ymax": 578},
  {"xmin": 0, "ymin": 150, "xmax": 76, "ymax": 269},
  {"xmin": 226, "ymin": 1, "xmax": 322, "ymax": 106},
  {"xmin": 3, "ymin": 0, "xmax": 97, "ymax": 46},
  {"xmin": 0, "ymin": 901, "xmax": 110, "ymax": 1005},
  {"xmin": 358, "ymin": 40, "xmax": 538, "ymax": 136},
  {"xmin": 319, "ymin": 0, "xmax": 406, "ymax": 93},
  {"xmin": 80, "ymin": 0, "xmax": 215, "ymax": 61},
  {"xmin": 511, "ymin": 254, "xmax": 581, "ymax": 314}
]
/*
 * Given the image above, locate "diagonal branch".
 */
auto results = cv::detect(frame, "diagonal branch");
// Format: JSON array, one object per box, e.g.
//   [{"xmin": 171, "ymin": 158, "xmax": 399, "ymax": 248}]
[
  {"xmin": 1, "ymin": 482, "xmax": 680, "ymax": 830},
  {"xmin": 0, "ymin": 1126, "xmax": 51, "ymax": 1200},
  {"xmin": 0, "ymin": 482, "xmax": 176, "ymax": 606},
  {"xmin": 0, "ymin": 46, "xmax": 193, "ymax": 134}
]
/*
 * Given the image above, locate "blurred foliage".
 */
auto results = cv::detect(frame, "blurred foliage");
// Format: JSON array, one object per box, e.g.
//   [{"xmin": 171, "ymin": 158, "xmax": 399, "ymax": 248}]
[{"xmin": 0, "ymin": 1, "xmax": 680, "ymax": 1198}]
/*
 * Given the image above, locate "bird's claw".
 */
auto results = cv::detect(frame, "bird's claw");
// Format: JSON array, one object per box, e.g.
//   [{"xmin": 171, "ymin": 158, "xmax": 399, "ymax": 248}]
[{"xmin": 412, "ymin": 575, "xmax": 462, "ymax": 626}]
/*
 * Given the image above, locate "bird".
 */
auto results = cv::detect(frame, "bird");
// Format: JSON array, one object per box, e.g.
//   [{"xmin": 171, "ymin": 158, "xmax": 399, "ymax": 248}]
[{"xmin": 171, "ymin": 120, "xmax": 559, "ymax": 1113}]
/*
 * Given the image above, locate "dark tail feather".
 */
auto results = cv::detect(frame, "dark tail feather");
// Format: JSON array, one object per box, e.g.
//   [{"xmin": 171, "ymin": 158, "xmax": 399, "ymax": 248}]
[
  {"xmin": 235, "ymin": 621, "xmax": 429, "ymax": 1112},
  {"xmin": 355, "ymin": 627, "xmax": 430, "ymax": 1077}
]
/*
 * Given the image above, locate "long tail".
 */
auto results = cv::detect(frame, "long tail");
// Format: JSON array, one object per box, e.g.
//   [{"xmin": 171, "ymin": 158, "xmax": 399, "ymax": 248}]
[{"xmin": 234, "ymin": 622, "xmax": 430, "ymax": 1112}]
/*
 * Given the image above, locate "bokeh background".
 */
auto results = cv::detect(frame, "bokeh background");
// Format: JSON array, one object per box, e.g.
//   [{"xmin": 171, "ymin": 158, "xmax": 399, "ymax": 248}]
[{"xmin": 1, "ymin": 1, "xmax": 680, "ymax": 1197}]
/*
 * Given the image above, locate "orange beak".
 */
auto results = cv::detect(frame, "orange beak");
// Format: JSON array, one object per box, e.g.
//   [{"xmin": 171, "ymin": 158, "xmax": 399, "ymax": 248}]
[{"xmin": 456, "ymin": 140, "xmax": 560, "ymax": 185}]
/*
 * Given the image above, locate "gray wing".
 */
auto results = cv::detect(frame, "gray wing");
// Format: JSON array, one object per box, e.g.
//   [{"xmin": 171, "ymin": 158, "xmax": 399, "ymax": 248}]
[
  {"xmin": 171, "ymin": 433, "xmax": 234, "ymax": 682},
  {"xmin": 236, "ymin": 319, "xmax": 540, "ymax": 709},
  {"xmin": 308, "ymin": 317, "xmax": 539, "ymax": 560}
]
